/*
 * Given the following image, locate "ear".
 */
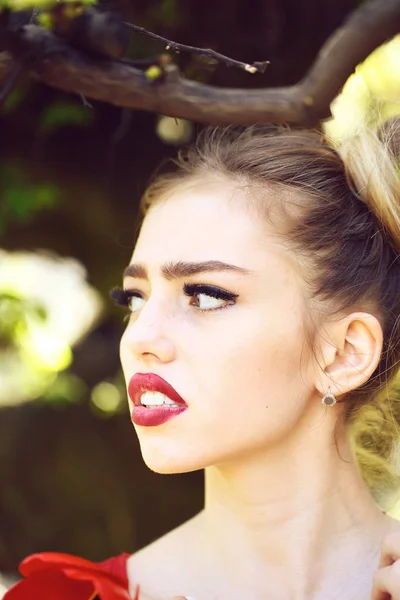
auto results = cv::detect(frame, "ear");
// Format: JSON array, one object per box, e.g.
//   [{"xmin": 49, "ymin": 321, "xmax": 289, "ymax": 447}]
[{"xmin": 314, "ymin": 312, "xmax": 383, "ymax": 398}]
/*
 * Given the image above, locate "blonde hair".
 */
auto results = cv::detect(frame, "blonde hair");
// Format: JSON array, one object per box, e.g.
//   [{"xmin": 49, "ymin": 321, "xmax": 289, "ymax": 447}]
[
  {"xmin": 141, "ymin": 121, "xmax": 400, "ymax": 506},
  {"xmin": 338, "ymin": 122, "xmax": 400, "ymax": 505}
]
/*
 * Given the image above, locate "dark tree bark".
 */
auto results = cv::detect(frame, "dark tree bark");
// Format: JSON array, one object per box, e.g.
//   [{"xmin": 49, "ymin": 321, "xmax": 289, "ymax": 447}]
[{"xmin": 0, "ymin": 0, "xmax": 399, "ymax": 125}]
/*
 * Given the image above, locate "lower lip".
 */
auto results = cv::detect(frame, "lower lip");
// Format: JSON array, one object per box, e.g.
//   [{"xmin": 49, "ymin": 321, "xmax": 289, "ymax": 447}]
[{"xmin": 131, "ymin": 405, "xmax": 187, "ymax": 426}]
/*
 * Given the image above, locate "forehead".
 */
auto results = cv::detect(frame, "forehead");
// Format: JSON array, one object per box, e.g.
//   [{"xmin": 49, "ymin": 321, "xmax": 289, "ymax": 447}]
[{"xmin": 132, "ymin": 184, "xmax": 275, "ymax": 267}]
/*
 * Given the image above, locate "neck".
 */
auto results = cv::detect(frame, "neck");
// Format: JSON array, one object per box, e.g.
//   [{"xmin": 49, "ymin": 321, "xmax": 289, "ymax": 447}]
[{"xmin": 199, "ymin": 410, "xmax": 385, "ymax": 599}]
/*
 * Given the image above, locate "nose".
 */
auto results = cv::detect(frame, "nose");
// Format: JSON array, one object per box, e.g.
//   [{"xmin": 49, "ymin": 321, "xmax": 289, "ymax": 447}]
[{"xmin": 120, "ymin": 298, "xmax": 176, "ymax": 365}]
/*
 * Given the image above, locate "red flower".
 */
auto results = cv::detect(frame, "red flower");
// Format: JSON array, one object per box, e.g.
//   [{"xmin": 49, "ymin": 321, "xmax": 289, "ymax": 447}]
[{"xmin": 3, "ymin": 552, "xmax": 138, "ymax": 600}]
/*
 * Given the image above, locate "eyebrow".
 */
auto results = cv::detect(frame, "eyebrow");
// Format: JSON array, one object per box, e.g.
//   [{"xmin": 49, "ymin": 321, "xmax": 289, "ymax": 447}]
[{"xmin": 123, "ymin": 260, "xmax": 253, "ymax": 281}]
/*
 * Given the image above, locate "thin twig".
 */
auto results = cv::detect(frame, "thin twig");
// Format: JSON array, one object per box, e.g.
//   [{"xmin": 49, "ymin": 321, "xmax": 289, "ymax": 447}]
[
  {"xmin": 80, "ymin": 93, "xmax": 92, "ymax": 108},
  {"xmin": 0, "ymin": 0, "xmax": 399, "ymax": 125},
  {"xmin": 124, "ymin": 22, "xmax": 269, "ymax": 74}
]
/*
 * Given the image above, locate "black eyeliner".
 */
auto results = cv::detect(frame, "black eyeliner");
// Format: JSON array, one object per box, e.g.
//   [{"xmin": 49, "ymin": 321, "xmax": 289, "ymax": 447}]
[
  {"xmin": 110, "ymin": 283, "xmax": 239, "ymax": 314},
  {"xmin": 183, "ymin": 283, "xmax": 238, "ymax": 301},
  {"xmin": 110, "ymin": 286, "xmax": 140, "ymax": 307}
]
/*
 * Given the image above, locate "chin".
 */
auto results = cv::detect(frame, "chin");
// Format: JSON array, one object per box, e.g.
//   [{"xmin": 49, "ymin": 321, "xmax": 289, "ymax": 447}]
[
  {"xmin": 146, "ymin": 462, "xmax": 196, "ymax": 475},
  {"xmin": 143, "ymin": 456, "xmax": 201, "ymax": 475},
  {"xmin": 138, "ymin": 440, "xmax": 206, "ymax": 475}
]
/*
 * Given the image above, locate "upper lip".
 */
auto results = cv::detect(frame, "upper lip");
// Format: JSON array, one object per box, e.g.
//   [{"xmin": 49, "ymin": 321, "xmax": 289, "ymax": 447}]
[{"xmin": 128, "ymin": 373, "xmax": 187, "ymax": 407}]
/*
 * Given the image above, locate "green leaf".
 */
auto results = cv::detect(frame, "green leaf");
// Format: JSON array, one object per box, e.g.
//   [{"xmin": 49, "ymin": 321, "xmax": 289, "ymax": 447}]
[
  {"xmin": 0, "ymin": 0, "xmax": 98, "ymax": 13},
  {"xmin": 0, "ymin": 165, "xmax": 60, "ymax": 233},
  {"xmin": 2, "ymin": 0, "xmax": 57, "ymax": 10},
  {"xmin": 34, "ymin": 184, "xmax": 59, "ymax": 208},
  {"xmin": 3, "ymin": 185, "xmax": 36, "ymax": 221},
  {"xmin": 38, "ymin": 101, "xmax": 94, "ymax": 134},
  {"xmin": 1, "ymin": 86, "xmax": 27, "ymax": 114}
]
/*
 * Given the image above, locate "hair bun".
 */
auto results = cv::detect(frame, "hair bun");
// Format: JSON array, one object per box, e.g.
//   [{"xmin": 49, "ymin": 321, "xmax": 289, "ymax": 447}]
[
  {"xmin": 378, "ymin": 116, "xmax": 400, "ymax": 158},
  {"xmin": 337, "ymin": 117, "xmax": 400, "ymax": 253}
]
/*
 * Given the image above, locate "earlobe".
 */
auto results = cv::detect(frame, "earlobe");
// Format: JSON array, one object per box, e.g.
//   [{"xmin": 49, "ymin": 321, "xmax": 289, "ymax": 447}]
[{"xmin": 316, "ymin": 312, "xmax": 383, "ymax": 398}]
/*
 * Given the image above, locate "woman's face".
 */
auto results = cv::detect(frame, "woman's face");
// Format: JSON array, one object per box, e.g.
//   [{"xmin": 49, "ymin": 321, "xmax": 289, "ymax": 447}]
[{"xmin": 119, "ymin": 183, "xmax": 318, "ymax": 473}]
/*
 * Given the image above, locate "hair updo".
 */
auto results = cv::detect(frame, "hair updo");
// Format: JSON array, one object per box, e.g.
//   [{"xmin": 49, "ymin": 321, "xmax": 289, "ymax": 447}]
[{"xmin": 140, "ymin": 120, "xmax": 400, "ymax": 507}]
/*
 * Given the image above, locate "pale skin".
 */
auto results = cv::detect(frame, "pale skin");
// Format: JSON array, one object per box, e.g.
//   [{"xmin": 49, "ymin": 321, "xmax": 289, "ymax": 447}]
[{"xmin": 118, "ymin": 181, "xmax": 400, "ymax": 600}]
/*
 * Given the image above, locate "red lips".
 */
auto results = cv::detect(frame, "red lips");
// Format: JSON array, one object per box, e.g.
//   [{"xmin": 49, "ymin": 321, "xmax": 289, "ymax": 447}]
[
  {"xmin": 128, "ymin": 373, "xmax": 188, "ymax": 427},
  {"xmin": 128, "ymin": 373, "xmax": 187, "ymax": 406}
]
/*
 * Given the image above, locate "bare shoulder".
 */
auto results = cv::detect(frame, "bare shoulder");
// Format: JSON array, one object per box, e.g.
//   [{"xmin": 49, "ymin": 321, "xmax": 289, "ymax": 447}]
[{"xmin": 127, "ymin": 512, "xmax": 204, "ymax": 599}]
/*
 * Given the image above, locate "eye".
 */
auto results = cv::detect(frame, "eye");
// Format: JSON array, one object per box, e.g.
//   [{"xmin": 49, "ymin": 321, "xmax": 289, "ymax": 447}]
[
  {"xmin": 184, "ymin": 284, "xmax": 238, "ymax": 312},
  {"xmin": 110, "ymin": 284, "xmax": 238, "ymax": 316},
  {"xmin": 192, "ymin": 294, "xmax": 224, "ymax": 310},
  {"xmin": 110, "ymin": 287, "xmax": 145, "ymax": 314}
]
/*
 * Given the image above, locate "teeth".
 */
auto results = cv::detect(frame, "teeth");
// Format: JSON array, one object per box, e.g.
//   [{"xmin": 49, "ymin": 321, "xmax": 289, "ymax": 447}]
[
  {"xmin": 141, "ymin": 391, "xmax": 164, "ymax": 406},
  {"xmin": 164, "ymin": 397, "xmax": 178, "ymax": 405},
  {"xmin": 140, "ymin": 391, "xmax": 180, "ymax": 407}
]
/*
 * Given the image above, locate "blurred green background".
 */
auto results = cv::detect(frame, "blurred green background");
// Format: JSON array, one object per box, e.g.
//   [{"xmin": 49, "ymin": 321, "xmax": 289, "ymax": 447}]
[{"xmin": 1, "ymin": 0, "xmax": 400, "ymax": 577}]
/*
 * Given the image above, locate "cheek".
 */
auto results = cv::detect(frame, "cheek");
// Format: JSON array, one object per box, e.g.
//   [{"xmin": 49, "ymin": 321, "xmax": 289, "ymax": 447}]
[
  {"xmin": 210, "ymin": 307, "xmax": 305, "ymax": 381},
  {"xmin": 195, "ymin": 308, "xmax": 309, "ymax": 427}
]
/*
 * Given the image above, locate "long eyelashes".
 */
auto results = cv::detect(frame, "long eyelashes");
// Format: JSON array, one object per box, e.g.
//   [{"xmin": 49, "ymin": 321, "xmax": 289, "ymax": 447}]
[
  {"xmin": 110, "ymin": 287, "xmax": 135, "ymax": 307},
  {"xmin": 183, "ymin": 283, "xmax": 238, "ymax": 303},
  {"xmin": 110, "ymin": 284, "xmax": 238, "ymax": 315},
  {"xmin": 110, "ymin": 287, "xmax": 140, "ymax": 322}
]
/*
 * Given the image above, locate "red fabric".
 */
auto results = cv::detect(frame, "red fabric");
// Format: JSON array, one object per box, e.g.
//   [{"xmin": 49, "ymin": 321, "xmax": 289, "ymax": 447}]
[
  {"xmin": 3, "ymin": 552, "xmax": 133, "ymax": 600},
  {"xmin": 98, "ymin": 553, "xmax": 130, "ymax": 583},
  {"xmin": 99, "ymin": 553, "xmax": 140, "ymax": 600}
]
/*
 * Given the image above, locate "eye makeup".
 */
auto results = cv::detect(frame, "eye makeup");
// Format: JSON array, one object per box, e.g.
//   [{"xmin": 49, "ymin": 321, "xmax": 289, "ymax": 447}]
[
  {"xmin": 110, "ymin": 283, "xmax": 238, "ymax": 314},
  {"xmin": 183, "ymin": 283, "xmax": 238, "ymax": 303}
]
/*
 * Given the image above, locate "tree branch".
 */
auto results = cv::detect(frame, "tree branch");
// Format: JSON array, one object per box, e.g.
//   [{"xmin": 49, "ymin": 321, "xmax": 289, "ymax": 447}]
[
  {"xmin": 299, "ymin": 0, "xmax": 400, "ymax": 117},
  {"xmin": 0, "ymin": 0, "xmax": 399, "ymax": 126},
  {"xmin": 124, "ymin": 22, "xmax": 270, "ymax": 74}
]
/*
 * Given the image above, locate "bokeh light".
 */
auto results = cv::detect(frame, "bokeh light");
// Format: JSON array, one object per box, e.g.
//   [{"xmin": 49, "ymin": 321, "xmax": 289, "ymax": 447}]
[
  {"xmin": 0, "ymin": 250, "xmax": 104, "ymax": 405},
  {"xmin": 91, "ymin": 381, "xmax": 124, "ymax": 415},
  {"xmin": 156, "ymin": 116, "xmax": 194, "ymax": 145}
]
